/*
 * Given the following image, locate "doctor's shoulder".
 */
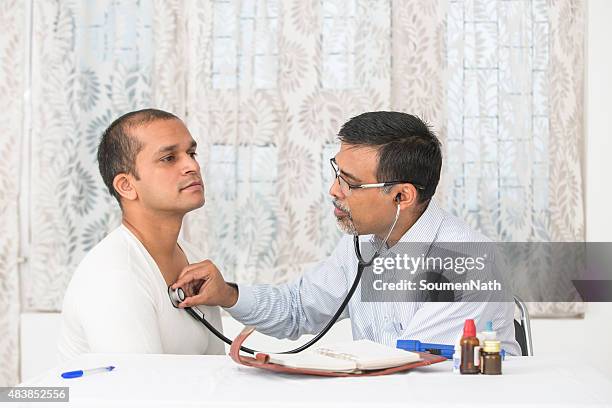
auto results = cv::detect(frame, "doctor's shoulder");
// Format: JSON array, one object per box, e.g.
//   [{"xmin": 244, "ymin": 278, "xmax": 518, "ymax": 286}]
[
  {"xmin": 313, "ymin": 233, "xmax": 360, "ymax": 276},
  {"xmin": 437, "ymin": 208, "xmax": 492, "ymax": 243}
]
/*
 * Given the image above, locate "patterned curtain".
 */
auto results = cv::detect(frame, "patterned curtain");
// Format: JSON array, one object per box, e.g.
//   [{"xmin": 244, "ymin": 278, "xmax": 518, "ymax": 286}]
[
  {"xmin": 25, "ymin": 1, "xmax": 154, "ymax": 311},
  {"xmin": 179, "ymin": 0, "xmax": 399, "ymax": 283},
  {"xmin": 0, "ymin": 0, "xmax": 585, "ymax": 386},
  {"xmin": 175, "ymin": 0, "xmax": 449, "ymax": 286},
  {"xmin": 0, "ymin": 0, "xmax": 25, "ymax": 388},
  {"xmin": 442, "ymin": 0, "xmax": 585, "ymax": 316}
]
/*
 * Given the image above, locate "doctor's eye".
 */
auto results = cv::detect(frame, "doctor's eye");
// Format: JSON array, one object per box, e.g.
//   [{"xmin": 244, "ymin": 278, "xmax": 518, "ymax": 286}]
[
  {"xmin": 161, "ymin": 155, "xmax": 175, "ymax": 163},
  {"xmin": 188, "ymin": 151, "xmax": 198, "ymax": 158}
]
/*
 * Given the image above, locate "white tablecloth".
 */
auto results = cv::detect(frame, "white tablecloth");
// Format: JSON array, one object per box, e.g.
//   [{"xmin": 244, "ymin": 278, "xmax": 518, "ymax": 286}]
[{"xmin": 15, "ymin": 354, "xmax": 612, "ymax": 407}]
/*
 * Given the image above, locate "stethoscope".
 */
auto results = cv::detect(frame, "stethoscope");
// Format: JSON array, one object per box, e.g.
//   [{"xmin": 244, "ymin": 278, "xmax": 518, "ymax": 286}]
[{"xmin": 168, "ymin": 199, "xmax": 402, "ymax": 355}]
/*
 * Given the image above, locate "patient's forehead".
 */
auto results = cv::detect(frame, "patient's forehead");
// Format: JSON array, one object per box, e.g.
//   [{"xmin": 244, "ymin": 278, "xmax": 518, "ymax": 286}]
[{"xmin": 131, "ymin": 118, "xmax": 193, "ymax": 153}]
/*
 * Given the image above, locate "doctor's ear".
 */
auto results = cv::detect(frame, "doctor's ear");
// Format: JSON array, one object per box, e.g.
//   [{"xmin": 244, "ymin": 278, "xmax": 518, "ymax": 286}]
[
  {"xmin": 393, "ymin": 185, "xmax": 419, "ymax": 210},
  {"xmin": 113, "ymin": 173, "xmax": 138, "ymax": 202}
]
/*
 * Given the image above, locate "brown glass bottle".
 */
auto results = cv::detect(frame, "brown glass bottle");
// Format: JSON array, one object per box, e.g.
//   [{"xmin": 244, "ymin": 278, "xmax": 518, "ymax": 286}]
[
  {"xmin": 460, "ymin": 319, "xmax": 480, "ymax": 374},
  {"xmin": 481, "ymin": 340, "xmax": 502, "ymax": 375}
]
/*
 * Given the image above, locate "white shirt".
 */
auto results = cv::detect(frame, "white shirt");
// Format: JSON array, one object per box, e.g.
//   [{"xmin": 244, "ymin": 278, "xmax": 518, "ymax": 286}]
[
  {"xmin": 58, "ymin": 225, "xmax": 224, "ymax": 361},
  {"xmin": 227, "ymin": 200, "xmax": 521, "ymax": 356}
]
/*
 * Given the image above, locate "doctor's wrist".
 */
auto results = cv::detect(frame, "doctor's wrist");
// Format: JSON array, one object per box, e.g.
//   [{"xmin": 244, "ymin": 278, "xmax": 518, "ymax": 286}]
[{"xmin": 223, "ymin": 282, "xmax": 239, "ymax": 308}]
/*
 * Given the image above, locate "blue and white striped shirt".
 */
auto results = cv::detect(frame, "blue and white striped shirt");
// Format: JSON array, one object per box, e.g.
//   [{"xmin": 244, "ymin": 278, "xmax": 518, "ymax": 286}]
[{"xmin": 227, "ymin": 200, "xmax": 521, "ymax": 355}]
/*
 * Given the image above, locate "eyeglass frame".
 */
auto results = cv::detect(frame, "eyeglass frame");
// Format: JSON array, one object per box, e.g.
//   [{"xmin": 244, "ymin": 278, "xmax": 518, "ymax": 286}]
[{"xmin": 330, "ymin": 158, "xmax": 426, "ymax": 193}]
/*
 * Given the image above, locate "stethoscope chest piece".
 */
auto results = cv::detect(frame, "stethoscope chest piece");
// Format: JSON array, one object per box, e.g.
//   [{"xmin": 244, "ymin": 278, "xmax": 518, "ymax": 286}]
[{"xmin": 168, "ymin": 286, "xmax": 185, "ymax": 308}]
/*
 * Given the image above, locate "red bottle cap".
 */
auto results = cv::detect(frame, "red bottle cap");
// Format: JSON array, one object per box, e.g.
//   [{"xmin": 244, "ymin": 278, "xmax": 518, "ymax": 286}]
[{"xmin": 463, "ymin": 319, "xmax": 476, "ymax": 337}]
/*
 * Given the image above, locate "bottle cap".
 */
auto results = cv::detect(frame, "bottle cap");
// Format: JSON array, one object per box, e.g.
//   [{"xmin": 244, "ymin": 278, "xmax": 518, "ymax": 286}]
[
  {"xmin": 480, "ymin": 320, "xmax": 497, "ymax": 341},
  {"xmin": 481, "ymin": 330, "xmax": 497, "ymax": 341},
  {"xmin": 483, "ymin": 340, "xmax": 501, "ymax": 352},
  {"xmin": 462, "ymin": 319, "xmax": 476, "ymax": 337}
]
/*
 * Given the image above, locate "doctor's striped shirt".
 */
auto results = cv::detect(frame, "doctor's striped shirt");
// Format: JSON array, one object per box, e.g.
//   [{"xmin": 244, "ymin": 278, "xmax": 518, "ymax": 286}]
[{"xmin": 226, "ymin": 199, "xmax": 521, "ymax": 356}]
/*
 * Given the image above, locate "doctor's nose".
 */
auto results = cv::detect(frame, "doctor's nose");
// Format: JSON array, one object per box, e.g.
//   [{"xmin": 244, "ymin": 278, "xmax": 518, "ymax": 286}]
[{"xmin": 329, "ymin": 177, "xmax": 345, "ymax": 200}]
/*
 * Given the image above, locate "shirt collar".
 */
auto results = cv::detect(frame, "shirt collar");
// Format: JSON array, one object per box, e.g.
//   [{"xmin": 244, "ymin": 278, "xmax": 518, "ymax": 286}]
[
  {"xmin": 398, "ymin": 198, "xmax": 446, "ymax": 244},
  {"xmin": 367, "ymin": 198, "xmax": 446, "ymax": 254}
]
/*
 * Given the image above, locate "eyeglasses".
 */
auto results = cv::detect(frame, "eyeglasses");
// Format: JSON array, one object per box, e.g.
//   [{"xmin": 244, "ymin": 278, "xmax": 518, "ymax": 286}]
[{"xmin": 330, "ymin": 158, "xmax": 425, "ymax": 196}]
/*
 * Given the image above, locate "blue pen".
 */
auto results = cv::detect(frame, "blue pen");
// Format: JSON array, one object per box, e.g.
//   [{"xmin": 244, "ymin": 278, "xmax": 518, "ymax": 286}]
[{"xmin": 61, "ymin": 365, "xmax": 115, "ymax": 379}]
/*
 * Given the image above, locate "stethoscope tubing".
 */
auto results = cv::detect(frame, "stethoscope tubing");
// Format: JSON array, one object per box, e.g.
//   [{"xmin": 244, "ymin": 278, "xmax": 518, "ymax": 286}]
[{"xmin": 171, "ymin": 203, "xmax": 401, "ymax": 355}]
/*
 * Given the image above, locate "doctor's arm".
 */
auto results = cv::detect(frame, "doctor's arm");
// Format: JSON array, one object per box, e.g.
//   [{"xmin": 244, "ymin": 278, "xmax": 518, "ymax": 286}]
[{"xmin": 173, "ymin": 236, "xmax": 354, "ymax": 340}]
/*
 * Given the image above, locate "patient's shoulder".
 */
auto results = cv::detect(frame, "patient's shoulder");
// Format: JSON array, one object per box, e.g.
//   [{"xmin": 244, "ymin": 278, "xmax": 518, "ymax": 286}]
[
  {"xmin": 77, "ymin": 226, "xmax": 133, "ymax": 270},
  {"xmin": 69, "ymin": 226, "xmax": 150, "ymax": 290},
  {"xmin": 63, "ymin": 227, "xmax": 159, "ymax": 320}
]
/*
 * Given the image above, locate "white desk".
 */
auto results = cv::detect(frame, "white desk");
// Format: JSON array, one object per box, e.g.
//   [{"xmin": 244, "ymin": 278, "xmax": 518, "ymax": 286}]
[{"xmin": 16, "ymin": 354, "xmax": 612, "ymax": 407}]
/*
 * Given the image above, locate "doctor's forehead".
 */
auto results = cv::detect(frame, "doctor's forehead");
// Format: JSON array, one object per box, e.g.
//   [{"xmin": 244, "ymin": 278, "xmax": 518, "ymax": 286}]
[{"xmin": 335, "ymin": 143, "xmax": 379, "ymax": 179}]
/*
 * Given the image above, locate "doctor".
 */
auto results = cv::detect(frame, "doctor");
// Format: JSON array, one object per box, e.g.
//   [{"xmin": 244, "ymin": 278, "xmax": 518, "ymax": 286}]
[{"xmin": 173, "ymin": 111, "xmax": 521, "ymax": 355}]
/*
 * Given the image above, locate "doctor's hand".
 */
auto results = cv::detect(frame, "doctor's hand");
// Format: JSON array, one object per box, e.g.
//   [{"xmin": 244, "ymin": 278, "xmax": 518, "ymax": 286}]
[{"xmin": 171, "ymin": 260, "xmax": 238, "ymax": 309}]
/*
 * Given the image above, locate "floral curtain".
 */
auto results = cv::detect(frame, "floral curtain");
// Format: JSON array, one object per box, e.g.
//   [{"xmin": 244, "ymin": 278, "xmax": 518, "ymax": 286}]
[
  {"xmin": 0, "ymin": 0, "xmax": 25, "ymax": 388},
  {"xmin": 443, "ymin": 0, "xmax": 585, "ymax": 316}
]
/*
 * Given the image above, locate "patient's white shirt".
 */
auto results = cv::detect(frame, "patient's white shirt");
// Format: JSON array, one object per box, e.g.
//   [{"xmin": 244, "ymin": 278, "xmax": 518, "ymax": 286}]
[{"xmin": 58, "ymin": 225, "xmax": 224, "ymax": 361}]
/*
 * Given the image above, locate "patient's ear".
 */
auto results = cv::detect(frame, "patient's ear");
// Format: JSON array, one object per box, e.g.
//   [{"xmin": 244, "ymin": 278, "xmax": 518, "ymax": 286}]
[{"xmin": 113, "ymin": 173, "xmax": 138, "ymax": 202}]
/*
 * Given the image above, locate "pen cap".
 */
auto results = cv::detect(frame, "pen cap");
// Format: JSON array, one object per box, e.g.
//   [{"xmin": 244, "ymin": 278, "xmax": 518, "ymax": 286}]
[{"xmin": 61, "ymin": 370, "xmax": 83, "ymax": 379}]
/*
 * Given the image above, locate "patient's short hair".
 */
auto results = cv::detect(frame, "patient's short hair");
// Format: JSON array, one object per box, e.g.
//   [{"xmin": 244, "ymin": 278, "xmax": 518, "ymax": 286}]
[{"xmin": 97, "ymin": 108, "xmax": 179, "ymax": 205}]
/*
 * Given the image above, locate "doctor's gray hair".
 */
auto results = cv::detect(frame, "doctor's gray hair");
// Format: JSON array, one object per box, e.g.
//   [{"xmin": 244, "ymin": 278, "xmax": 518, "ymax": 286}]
[
  {"xmin": 97, "ymin": 108, "xmax": 179, "ymax": 206},
  {"xmin": 337, "ymin": 111, "xmax": 442, "ymax": 204}
]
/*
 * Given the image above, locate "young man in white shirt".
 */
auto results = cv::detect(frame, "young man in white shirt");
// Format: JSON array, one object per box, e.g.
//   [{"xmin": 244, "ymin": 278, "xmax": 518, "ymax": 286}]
[{"xmin": 58, "ymin": 108, "xmax": 224, "ymax": 360}]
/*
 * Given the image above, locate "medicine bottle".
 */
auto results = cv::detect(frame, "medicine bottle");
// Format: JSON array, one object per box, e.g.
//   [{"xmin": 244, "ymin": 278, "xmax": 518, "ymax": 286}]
[
  {"xmin": 460, "ymin": 319, "xmax": 480, "ymax": 374},
  {"xmin": 481, "ymin": 340, "xmax": 502, "ymax": 375}
]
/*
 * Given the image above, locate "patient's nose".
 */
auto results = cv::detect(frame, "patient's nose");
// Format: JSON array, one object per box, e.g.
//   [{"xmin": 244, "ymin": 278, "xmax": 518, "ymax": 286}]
[{"xmin": 183, "ymin": 154, "xmax": 200, "ymax": 174}]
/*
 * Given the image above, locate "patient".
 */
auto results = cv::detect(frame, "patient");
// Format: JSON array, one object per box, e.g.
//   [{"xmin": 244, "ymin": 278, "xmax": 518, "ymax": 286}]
[{"xmin": 58, "ymin": 108, "xmax": 224, "ymax": 360}]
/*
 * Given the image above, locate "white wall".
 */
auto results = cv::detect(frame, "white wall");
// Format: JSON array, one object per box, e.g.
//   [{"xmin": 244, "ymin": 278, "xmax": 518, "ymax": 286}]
[
  {"xmin": 20, "ymin": 313, "xmax": 62, "ymax": 382},
  {"xmin": 529, "ymin": 0, "xmax": 612, "ymax": 381},
  {"xmin": 585, "ymin": 5, "xmax": 612, "ymax": 237}
]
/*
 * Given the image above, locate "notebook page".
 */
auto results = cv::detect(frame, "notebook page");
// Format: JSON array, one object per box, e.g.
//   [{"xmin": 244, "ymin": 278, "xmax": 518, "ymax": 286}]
[
  {"xmin": 260, "ymin": 340, "xmax": 421, "ymax": 372},
  {"xmin": 262, "ymin": 352, "xmax": 358, "ymax": 373},
  {"xmin": 314, "ymin": 339, "xmax": 421, "ymax": 370}
]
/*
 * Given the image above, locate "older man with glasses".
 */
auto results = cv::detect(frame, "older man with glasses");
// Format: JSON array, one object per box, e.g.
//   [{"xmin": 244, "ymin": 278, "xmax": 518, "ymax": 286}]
[{"xmin": 173, "ymin": 111, "xmax": 521, "ymax": 356}]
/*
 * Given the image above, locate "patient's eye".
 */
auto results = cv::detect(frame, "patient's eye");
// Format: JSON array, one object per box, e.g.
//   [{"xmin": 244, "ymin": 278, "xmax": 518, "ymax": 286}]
[
  {"xmin": 161, "ymin": 155, "xmax": 175, "ymax": 163},
  {"xmin": 188, "ymin": 151, "xmax": 198, "ymax": 158}
]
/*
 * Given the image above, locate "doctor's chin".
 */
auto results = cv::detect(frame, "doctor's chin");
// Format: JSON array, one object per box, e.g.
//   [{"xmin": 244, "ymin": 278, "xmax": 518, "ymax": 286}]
[{"xmin": 2, "ymin": 1, "xmax": 612, "ymax": 407}]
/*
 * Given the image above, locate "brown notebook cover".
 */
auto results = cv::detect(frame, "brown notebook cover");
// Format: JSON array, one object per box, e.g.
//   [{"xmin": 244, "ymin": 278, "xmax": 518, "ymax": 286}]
[{"xmin": 229, "ymin": 327, "xmax": 447, "ymax": 377}]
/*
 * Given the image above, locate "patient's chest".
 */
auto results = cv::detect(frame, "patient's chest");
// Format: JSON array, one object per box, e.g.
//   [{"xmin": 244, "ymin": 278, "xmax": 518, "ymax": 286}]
[{"xmin": 155, "ymin": 289, "xmax": 212, "ymax": 354}]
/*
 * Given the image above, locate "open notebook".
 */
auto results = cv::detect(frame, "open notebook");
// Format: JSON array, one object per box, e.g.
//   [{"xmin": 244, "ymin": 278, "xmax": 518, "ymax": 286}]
[{"xmin": 256, "ymin": 340, "xmax": 422, "ymax": 373}]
